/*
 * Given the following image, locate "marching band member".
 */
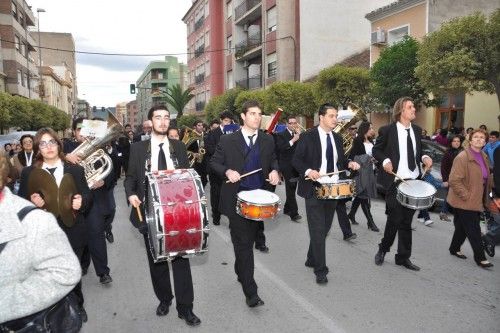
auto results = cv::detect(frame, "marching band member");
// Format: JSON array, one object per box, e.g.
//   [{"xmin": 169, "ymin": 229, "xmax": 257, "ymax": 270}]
[
  {"xmin": 18, "ymin": 127, "xmax": 91, "ymax": 322},
  {"xmin": 275, "ymin": 115, "xmax": 302, "ymax": 222},
  {"xmin": 210, "ymin": 100, "xmax": 280, "ymax": 307},
  {"xmin": 292, "ymin": 103, "xmax": 360, "ymax": 285},
  {"xmin": 373, "ymin": 97, "xmax": 432, "ymax": 271},
  {"xmin": 124, "ymin": 105, "xmax": 201, "ymax": 326}
]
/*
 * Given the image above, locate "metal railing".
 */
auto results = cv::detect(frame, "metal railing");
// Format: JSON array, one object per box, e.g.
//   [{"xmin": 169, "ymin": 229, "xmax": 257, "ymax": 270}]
[
  {"xmin": 195, "ymin": 73, "xmax": 205, "ymax": 84},
  {"xmin": 194, "ymin": 16, "xmax": 205, "ymax": 31},
  {"xmin": 194, "ymin": 45, "xmax": 205, "ymax": 58},
  {"xmin": 235, "ymin": 32, "xmax": 261, "ymax": 58},
  {"xmin": 195, "ymin": 101, "xmax": 206, "ymax": 111},
  {"xmin": 236, "ymin": 74, "xmax": 262, "ymax": 89},
  {"xmin": 235, "ymin": 0, "xmax": 261, "ymax": 20}
]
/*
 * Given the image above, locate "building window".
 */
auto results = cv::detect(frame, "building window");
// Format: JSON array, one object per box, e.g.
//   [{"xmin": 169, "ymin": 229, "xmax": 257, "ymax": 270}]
[
  {"xmin": 205, "ymin": 60, "xmax": 210, "ymax": 77},
  {"xmin": 15, "ymin": 35, "xmax": 20, "ymax": 52},
  {"xmin": 267, "ymin": 52, "xmax": 277, "ymax": 78},
  {"xmin": 227, "ymin": 1, "xmax": 233, "ymax": 19},
  {"xmin": 17, "ymin": 70, "xmax": 22, "ymax": 85},
  {"xmin": 267, "ymin": 6, "xmax": 277, "ymax": 33},
  {"xmin": 227, "ymin": 36, "xmax": 232, "ymax": 54},
  {"xmin": 205, "ymin": 0, "xmax": 209, "ymax": 17},
  {"xmin": 205, "ymin": 31, "xmax": 210, "ymax": 46},
  {"xmin": 387, "ymin": 25, "xmax": 409, "ymax": 45},
  {"xmin": 18, "ymin": 12, "xmax": 24, "ymax": 27},
  {"xmin": 226, "ymin": 70, "xmax": 234, "ymax": 89},
  {"xmin": 11, "ymin": 1, "xmax": 17, "ymax": 18}
]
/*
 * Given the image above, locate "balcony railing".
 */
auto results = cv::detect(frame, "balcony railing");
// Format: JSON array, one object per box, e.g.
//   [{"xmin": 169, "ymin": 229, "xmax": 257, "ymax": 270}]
[
  {"xmin": 236, "ymin": 74, "xmax": 262, "ymax": 89},
  {"xmin": 235, "ymin": 0, "xmax": 261, "ymax": 20},
  {"xmin": 235, "ymin": 32, "xmax": 261, "ymax": 58},
  {"xmin": 195, "ymin": 101, "xmax": 206, "ymax": 111},
  {"xmin": 195, "ymin": 73, "xmax": 205, "ymax": 84},
  {"xmin": 194, "ymin": 45, "xmax": 205, "ymax": 58},
  {"xmin": 194, "ymin": 16, "xmax": 205, "ymax": 31}
]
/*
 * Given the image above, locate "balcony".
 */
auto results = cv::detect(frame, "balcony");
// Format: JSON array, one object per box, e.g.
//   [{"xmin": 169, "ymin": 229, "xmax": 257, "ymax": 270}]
[
  {"xmin": 235, "ymin": 32, "xmax": 261, "ymax": 59},
  {"xmin": 194, "ymin": 16, "xmax": 205, "ymax": 31},
  {"xmin": 236, "ymin": 74, "xmax": 262, "ymax": 90},
  {"xmin": 195, "ymin": 73, "xmax": 205, "ymax": 84},
  {"xmin": 195, "ymin": 101, "xmax": 206, "ymax": 111},
  {"xmin": 194, "ymin": 45, "xmax": 205, "ymax": 58},
  {"xmin": 235, "ymin": 0, "xmax": 261, "ymax": 23}
]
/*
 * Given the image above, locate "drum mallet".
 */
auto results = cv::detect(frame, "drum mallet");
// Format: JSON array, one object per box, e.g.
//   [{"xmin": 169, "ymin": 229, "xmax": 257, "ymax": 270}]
[{"xmin": 225, "ymin": 168, "xmax": 263, "ymax": 183}]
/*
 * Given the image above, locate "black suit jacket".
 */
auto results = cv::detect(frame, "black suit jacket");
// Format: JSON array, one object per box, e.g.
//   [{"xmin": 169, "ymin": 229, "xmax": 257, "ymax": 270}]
[
  {"xmin": 349, "ymin": 138, "xmax": 369, "ymax": 159},
  {"xmin": 124, "ymin": 138, "xmax": 189, "ymax": 229},
  {"xmin": 205, "ymin": 127, "xmax": 224, "ymax": 175},
  {"xmin": 372, "ymin": 122, "xmax": 423, "ymax": 190},
  {"xmin": 275, "ymin": 129, "xmax": 298, "ymax": 178},
  {"xmin": 19, "ymin": 162, "xmax": 92, "ymax": 248},
  {"xmin": 292, "ymin": 127, "xmax": 349, "ymax": 199},
  {"xmin": 209, "ymin": 130, "xmax": 279, "ymax": 216}
]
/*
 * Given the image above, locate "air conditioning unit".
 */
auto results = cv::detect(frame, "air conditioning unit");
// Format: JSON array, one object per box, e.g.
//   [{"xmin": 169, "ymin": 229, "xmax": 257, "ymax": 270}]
[{"xmin": 371, "ymin": 28, "xmax": 386, "ymax": 45}]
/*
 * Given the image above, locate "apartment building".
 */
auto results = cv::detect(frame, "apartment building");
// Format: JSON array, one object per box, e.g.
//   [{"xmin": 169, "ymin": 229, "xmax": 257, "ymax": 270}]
[
  {"xmin": 40, "ymin": 64, "xmax": 73, "ymax": 115},
  {"xmin": 0, "ymin": 0, "xmax": 39, "ymax": 99},
  {"xmin": 115, "ymin": 101, "xmax": 127, "ymax": 124},
  {"xmin": 33, "ymin": 32, "xmax": 77, "ymax": 112},
  {"xmin": 126, "ymin": 100, "xmax": 138, "ymax": 129},
  {"xmin": 76, "ymin": 98, "xmax": 90, "ymax": 118},
  {"xmin": 366, "ymin": 0, "xmax": 499, "ymax": 132},
  {"xmin": 136, "ymin": 56, "xmax": 186, "ymax": 122},
  {"xmin": 183, "ymin": 0, "xmax": 224, "ymax": 115}
]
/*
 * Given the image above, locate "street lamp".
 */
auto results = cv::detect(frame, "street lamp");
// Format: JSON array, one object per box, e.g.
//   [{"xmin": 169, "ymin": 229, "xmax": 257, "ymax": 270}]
[{"xmin": 37, "ymin": 8, "xmax": 46, "ymax": 100}]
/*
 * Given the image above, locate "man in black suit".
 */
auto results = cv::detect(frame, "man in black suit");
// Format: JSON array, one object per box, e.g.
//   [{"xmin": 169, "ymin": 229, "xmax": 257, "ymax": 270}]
[
  {"xmin": 133, "ymin": 119, "xmax": 152, "ymax": 142},
  {"xmin": 210, "ymin": 100, "xmax": 280, "ymax": 307},
  {"xmin": 275, "ymin": 115, "xmax": 302, "ymax": 222},
  {"xmin": 373, "ymin": 97, "xmax": 433, "ymax": 271},
  {"xmin": 205, "ymin": 111, "xmax": 234, "ymax": 225},
  {"xmin": 292, "ymin": 104, "xmax": 360, "ymax": 285},
  {"xmin": 124, "ymin": 105, "xmax": 201, "ymax": 326}
]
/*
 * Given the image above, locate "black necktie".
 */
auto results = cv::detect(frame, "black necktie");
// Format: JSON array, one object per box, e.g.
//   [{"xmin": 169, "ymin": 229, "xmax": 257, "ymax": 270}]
[
  {"xmin": 406, "ymin": 128, "xmax": 416, "ymax": 171},
  {"xmin": 47, "ymin": 167, "xmax": 57, "ymax": 179},
  {"xmin": 158, "ymin": 143, "xmax": 167, "ymax": 170},
  {"xmin": 326, "ymin": 133, "xmax": 334, "ymax": 173},
  {"xmin": 248, "ymin": 134, "xmax": 255, "ymax": 149}
]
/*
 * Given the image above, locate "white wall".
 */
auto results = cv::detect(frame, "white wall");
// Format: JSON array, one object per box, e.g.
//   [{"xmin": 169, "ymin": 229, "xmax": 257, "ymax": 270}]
[{"xmin": 299, "ymin": 0, "xmax": 393, "ymax": 81}]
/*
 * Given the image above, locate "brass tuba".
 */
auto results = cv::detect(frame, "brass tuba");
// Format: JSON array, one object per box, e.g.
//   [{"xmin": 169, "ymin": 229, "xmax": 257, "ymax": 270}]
[
  {"xmin": 71, "ymin": 112, "xmax": 124, "ymax": 187},
  {"xmin": 333, "ymin": 103, "xmax": 367, "ymax": 155},
  {"xmin": 182, "ymin": 127, "xmax": 205, "ymax": 167}
]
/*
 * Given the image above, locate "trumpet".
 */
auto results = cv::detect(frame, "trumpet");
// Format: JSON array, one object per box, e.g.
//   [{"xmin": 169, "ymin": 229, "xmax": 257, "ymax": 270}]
[{"xmin": 293, "ymin": 122, "xmax": 307, "ymax": 134}]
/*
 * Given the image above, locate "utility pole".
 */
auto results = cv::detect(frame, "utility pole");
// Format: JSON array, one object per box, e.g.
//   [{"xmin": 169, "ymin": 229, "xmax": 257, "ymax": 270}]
[{"xmin": 36, "ymin": 8, "xmax": 46, "ymax": 101}]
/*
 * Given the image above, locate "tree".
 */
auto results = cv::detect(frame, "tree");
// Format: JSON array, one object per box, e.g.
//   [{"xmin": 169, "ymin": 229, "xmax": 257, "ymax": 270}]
[
  {"xmin": 314, "ymin": 65, "xmax": 372, "ymax": 110},
  {"xmin": 0, "ymin": 92, "xmax": 12, "ymax": 133},
  {"xmin": 176, "ymin": 114, "xmax": 199, "ymax": 130},
  {"xmin": 234, "ymin": 89, "xmax": 268, "ymax": 117},
  {"xmin": 415, "ymin": 10, "xmax": 500, "ymax": 105},
  {"xmin": 371, "ymin": 36, "xmax": 428, "ymax": 108},
  {"xmin": 266, "ymin": 81, "xmax": 317, "ymax": 117},
  {"xmin": 163, "ymin": 84, "xmax": 195, "ymax": 118},
  {"xmin": 204, "ymin": 87, "xmax": 242, "ymax": 122}
]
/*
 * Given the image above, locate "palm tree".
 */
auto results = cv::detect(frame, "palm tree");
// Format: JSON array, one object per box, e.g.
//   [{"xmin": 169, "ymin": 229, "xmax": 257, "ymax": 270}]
[{"xmin": 163, "ymin": 84, "xmax": 195, "ymax": 119}]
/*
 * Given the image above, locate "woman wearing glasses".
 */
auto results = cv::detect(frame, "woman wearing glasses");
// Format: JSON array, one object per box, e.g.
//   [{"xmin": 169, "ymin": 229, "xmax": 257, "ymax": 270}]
[{"xmin": 18, "ymin": 127, "xmax": 92, "ymax": 321}]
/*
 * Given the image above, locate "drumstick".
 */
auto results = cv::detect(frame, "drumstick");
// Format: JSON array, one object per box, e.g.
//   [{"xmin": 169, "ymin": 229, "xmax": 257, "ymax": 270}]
[
  {"xmin": 136, "ymin": 206, "xmax": 143, "ymax": 222},
  {"xmin": 390, "ymin": 171, "xmax": 410, "ymax": 185},
  {"xmin": 305, "ymin": 170, "xmax": 347, "ymax": 181},
  {"xmin": 225, "ymin": 168, "xmax": 263, "ymax": 183}
]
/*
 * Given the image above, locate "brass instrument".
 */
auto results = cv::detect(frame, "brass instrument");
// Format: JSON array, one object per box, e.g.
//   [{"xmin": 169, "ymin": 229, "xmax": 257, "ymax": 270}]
[
  {"xmin": 333, "ymin": 103, "xmax": 367, "ymax": 155},
  {"xmin": 182, "ymin": 127, "xmax": 205, "ymax": 167},
  {"xmin": 293, "ymin": 122, "xmax": 307, "ymax": 134},
  {"xmin": 71, "ymin": 112, "xmax": 124, "ymax": 188}
]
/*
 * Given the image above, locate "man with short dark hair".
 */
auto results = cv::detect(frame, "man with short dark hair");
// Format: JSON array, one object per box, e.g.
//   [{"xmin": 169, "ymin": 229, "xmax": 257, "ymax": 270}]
[{"xmin": 483, "ymin": 130, "xmax": 499, "ymax": 168}]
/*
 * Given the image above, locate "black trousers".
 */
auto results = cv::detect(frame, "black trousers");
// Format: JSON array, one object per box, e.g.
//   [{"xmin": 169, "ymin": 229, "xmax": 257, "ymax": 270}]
[
  {"xmin": 282, "ymin": 170, "xmax": 299, "ymax": 217},
  {"xmin": 379, "ymin": 184, "xmax": 416, "ymax": 263},
  {"xmin": 335, "ymin": 200, "xmax": 354, "ymax": 237},
  {"xmin": 208, "ymin": 173, "xmax": 222, "ymax": 219},
  {"xmin": 143, "ymin": 234, "xmax": 194, "ymax": 311},
  {"xmin": 229, "ymin": 213, "xmax": 261, "ymax": 298},
  {"xmin": 305, "ymin": 196, "xmax": 337, "ymax": 277},
  {"xmin": 72, "ymin": 246, "xmax": 85, "ymax": 308},
  {"xmin": 449, "ymin": 208, "xmax": 486, "ymax": 263},
  {"xmin": 193, "ymin": 162, "xmax": 207, "ymax": 188},
  {"xmin": 84, "ymin": 203, "xmax": 110, "ymax": 276}
]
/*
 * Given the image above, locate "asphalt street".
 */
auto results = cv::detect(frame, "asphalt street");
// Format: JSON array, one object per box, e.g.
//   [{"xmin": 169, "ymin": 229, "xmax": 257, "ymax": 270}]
[{"xmin": 81, "ymin": 179, "xmax": 499, "ymax": 333}]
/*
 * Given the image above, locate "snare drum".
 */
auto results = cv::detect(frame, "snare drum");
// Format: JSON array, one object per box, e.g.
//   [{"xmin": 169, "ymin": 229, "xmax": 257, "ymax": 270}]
[
  {"xmin": 315, "ymin": 179, "xmax": 355, "ymax": 200},
  {"xmin": 145, "ymin": 169, "xmax": 209, "ymax": 262},
  {"xmin": 236, "ymin": 189, "xmax": 280, "ymax": 221},
  {"xmin": 396, "ymin": 179, "xmax": 436, "ymax": 210}
]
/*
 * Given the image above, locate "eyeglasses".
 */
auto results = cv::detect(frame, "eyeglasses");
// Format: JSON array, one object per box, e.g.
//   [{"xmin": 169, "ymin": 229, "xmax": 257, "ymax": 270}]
[{"xmin": 39, "ymin": 139, "xmax": 58, "ymax": 149}]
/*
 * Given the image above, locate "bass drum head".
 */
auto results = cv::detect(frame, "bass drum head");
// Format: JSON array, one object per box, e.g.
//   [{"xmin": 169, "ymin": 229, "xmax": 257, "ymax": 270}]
[{"xmin": 237, "ymin": 189, "xmax": 280, "ymax": 205}]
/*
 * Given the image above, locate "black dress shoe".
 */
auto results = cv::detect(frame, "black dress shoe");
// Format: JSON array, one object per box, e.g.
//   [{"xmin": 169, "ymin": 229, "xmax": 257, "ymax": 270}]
[
  {"xmin": 374, "ymin": 250, "xmax": 385, "ymax": 266},
  {"xmin": 178, "ymin": 309, "xmax": 201, "ymax": 326},
  {"xmin": 304, "ymin": 260, "xmax": 314, "ymax": 268},
  {"xmin": 290, "ymin": 214, "xmax": 302, "ymax": 222},
  {"xmin": 246, "ymin": 295, "xmax": 265, "ymax": 308},
  {"xmin": 477, "ymin": 261, "xmax": 494, "ymax": 268},
  {"xmin": 347, "ymin": 214, "xmax": 359, "ymax": 225},
  {"xmin": 105, "ymin": 231, "xmax": 114, "ymax": 243},
  {"xmin": 99, "ymin": 273, "xmax": 113, "ymax": 284},
  {"xmin": 343, "ymin": 233, "xmax": 357, "ymax": 241},
  {"xmin": 156, "ymin": 300, "xmax": 172, "ymax": 316},
  {"xmin": 450, "ymin": 251, "xmax": 467, "ymax": 259},
  {"xmin": 79, "ymin": 306, "xmax": 88, "ymax": 323},
  {"xmin": 396, "ymin": 259, "xmax": 420, "ymax": 271},
  {"xmin": 255, "ymin": 245, "xmax": 270, "ymax": 253},
  {"xmin": 316, "ymin": 275, "xmax": 328, "ymax": 285}
]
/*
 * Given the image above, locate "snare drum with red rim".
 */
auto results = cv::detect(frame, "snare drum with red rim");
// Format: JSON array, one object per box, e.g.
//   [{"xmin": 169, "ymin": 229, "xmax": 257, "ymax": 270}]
[
  {"xmin": 236, "ymin": 189, "xmax": 280, "ymax": 221},
  {"xmin": 145, "ymin": 169, "xmax": 209, "ymax": 262}
]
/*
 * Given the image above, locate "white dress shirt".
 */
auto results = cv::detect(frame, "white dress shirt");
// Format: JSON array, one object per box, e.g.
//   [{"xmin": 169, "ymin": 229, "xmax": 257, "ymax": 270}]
[
  {"xmin": 240, "ymin": 128, "xmax": 258, "ymax": 147},
  {"xmin": 42, "ymin": 159, "xmax": 64, "ymax": 187},
  {"xmin": 306, "ymin": 127, "xmax": 339, "ymax": 183},
  {"xmin": 382, "ymin": 122, "xmax": 419, "ymax": 180},
  {"xmin": 150, "ymin": 135, "xmax": 175, "ymax": 171}
]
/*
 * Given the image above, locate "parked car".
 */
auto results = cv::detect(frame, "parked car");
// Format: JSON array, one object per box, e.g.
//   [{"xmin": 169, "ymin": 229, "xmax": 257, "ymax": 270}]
[{"xmin": 376, "ymin": 139, "xmax": 447, "ymax": 210}]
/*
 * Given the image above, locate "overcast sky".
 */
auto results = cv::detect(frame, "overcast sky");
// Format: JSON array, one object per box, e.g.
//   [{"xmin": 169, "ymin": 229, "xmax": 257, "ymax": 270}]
[{"xmin": 28, "ymin": 0, "xmax": 192, "ymax": 107}]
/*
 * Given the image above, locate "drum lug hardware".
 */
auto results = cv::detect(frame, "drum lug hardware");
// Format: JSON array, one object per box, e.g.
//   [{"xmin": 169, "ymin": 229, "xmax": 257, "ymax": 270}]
[
  {"xmin": 167, "ymin": 231, "xmax": 179, "ymax": 236},
  {"xmin": 167, "ymin": 202, "xmax": 176, "ymax": 206},
  {"xmin": 185, "ymin": 200, "xmax": 193, "ymax": 204},
  {"xmin": 186, "ymin": 228, "xmax": 198, "ymax": 234}
]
